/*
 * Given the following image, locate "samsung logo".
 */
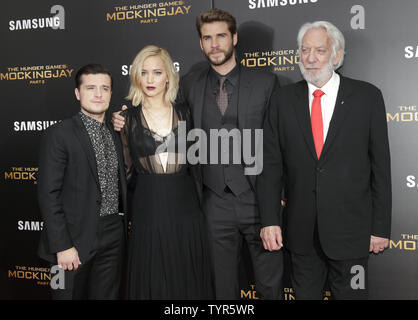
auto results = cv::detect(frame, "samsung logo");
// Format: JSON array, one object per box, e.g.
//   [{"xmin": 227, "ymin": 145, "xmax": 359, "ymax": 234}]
[
  {"xmin": 9, "ymin": 5, "xmax": 65, "ymax": 31},
  {"xmin": 405, "ymin": 45, "xmax": 418, "ymax": 59},
  {"xmin": 249, "ymin": 0, "xmax": 318, "ymax": 9},
  {"xmin": 14, "ymin": 120, "xmax": 59, "ymax": 132},
  {"xmin": 17, "ymin": 220, "xmax": 44, "ymax": 231},
  {"xmin": 122, "ymin": 62, "xmax": 180, "ymax": 75}
]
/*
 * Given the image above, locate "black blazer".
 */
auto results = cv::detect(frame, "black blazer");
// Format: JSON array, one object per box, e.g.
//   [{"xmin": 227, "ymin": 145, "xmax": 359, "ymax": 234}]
[
  {"xmin": 37, "ymin": 113, "xmax": 128, "ymax": 264},
  {"xmin": 257, "ymin": 75, "xmax": 392, "ymax": 260},
  {"xmin": 179, "ymin": 63, "xmax": 280, "ymax": 200}
]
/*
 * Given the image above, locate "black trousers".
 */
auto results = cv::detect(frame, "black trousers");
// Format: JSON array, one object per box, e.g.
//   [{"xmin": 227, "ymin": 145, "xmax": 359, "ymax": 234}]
[
  {"xmin": 202, "ymin": 187, "xmax": 283, "ymax": 300},
  {"xmin": 51, "ymin": 214, "xmax": 125, "ymax": 300},
  {"xmin": 289, "ymin": 223, "xmax": 369, "ymax": 300}
]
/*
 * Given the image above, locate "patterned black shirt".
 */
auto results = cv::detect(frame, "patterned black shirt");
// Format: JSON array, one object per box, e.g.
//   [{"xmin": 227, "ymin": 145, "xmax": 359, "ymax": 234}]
[{"xmin": 79, "ymin": 112, "xmax": 119, "ymax": 217}]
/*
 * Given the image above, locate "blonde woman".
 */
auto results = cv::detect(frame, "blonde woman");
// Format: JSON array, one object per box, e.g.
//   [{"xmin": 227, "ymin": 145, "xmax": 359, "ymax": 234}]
[{"xmin": 120, "ymin": 45, "xmax": 213, "ymax": 299}]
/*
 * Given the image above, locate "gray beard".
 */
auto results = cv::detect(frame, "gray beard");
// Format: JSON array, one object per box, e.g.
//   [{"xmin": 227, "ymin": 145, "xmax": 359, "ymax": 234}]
[{"xmin": 299, "ymin": 60, "xmax": 334, "ymax": 87}]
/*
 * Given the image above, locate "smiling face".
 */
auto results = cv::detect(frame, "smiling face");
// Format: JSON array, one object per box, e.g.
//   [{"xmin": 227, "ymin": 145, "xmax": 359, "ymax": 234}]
[
  {"xmin": 199, "ymin": 21, "xmax": 237, "ymax": 67},
  {"xmin": 139, "ymin": 55, "xmax": 168, "ymax": 100},
  {"xmin": 75, "ymin": 73, "xmax": 112, "ymax": 121},
  {"xmin": 299, "ymin": 27, "xmax": 342, "ymax": 87}
]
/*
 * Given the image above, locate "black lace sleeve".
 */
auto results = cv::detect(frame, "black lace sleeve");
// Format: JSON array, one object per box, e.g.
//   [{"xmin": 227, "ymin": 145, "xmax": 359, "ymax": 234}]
[{"xmin": 120, "ymin": 107, "xmax": 137, "ymax": 182}]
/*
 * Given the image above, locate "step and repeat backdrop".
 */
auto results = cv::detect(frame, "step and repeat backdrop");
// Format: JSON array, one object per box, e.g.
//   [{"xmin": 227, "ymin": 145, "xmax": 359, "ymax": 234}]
[{"xmin": 0, "ymin": 0, "xmax": 417, "ymax": 299}]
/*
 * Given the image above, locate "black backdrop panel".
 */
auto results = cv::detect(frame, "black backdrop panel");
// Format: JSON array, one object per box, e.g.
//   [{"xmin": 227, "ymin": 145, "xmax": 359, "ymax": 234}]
[{"xmin": 1, "ymin": 0, "xmax": 417, "ymax": 299}]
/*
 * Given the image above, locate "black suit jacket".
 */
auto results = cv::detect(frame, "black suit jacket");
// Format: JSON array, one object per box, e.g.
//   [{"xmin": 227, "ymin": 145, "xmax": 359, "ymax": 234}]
[
  {"xmin": 38, "ymin": 113, "xmax": 128, "ymax": 264},
  {"xmin": 257, "ymin": 75, "xmax": 392, "ymax": 260},
  {"xmin": 179, "ymin": 63, "xmax": 280, "ymax": 200}
]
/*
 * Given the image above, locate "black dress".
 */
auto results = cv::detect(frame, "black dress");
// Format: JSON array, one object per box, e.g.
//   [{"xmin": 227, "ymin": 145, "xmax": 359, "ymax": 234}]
[{"xmin": 121, "ymin": 102, "xmax": 213, "ymax": 299}]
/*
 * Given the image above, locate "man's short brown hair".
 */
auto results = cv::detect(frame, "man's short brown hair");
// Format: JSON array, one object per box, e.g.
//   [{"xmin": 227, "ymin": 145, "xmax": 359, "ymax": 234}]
[{"xmin": 196, "ymin": 8, "xmax": 237, "ymax": 38}]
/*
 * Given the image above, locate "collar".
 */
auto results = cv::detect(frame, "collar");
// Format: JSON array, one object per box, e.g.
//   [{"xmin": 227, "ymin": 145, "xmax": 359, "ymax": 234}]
[
  {"xmin": 307, "ymin": 71, "xmax": 340, "ymax": 98},
  {"xmin": 79, "ymin": 111, "xmax": 106, "ymax": 130},
  {"xmin": 209, "ymin": 61, "xmax": 240, "ymax": 88}
]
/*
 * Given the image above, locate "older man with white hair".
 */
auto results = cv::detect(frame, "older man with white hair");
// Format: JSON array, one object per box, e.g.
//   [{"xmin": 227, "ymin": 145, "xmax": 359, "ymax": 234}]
[{"xmin": 257, "ymin": 21, "xmax": 392, "ymax": 299}]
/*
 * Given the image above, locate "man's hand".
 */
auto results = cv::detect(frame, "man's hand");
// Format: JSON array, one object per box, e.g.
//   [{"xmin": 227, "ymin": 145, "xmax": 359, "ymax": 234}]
[
  {"xmin": 260, "ymin": 226, "xmax": 283, "ymax": 251},
  {"xmin": 111, "ymin": 105, "xmax": 127, "ymax": 131},
  {"xmin": 369, "ymin": 235, "xmax": 389, "ymax": 254},
  {"xmin": 57, "ymin": 247, "xmax": 82, "ymax": 271}
]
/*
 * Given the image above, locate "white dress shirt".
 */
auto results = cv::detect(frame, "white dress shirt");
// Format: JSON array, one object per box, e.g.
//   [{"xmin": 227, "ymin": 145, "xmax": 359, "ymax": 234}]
[{"xmin": 308, "ymin": 71, "xmax": 340, "ymax": 142}]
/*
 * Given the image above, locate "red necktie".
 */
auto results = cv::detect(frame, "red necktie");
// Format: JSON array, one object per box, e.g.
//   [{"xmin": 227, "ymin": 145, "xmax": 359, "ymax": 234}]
[{"xmin": 311, "ymin": 89, "xmax": 325, "ymax": 159}]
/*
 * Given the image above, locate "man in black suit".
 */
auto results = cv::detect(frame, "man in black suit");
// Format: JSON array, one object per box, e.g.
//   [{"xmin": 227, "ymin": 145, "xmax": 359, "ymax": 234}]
[
  {"xmin": 38, "ymin": 64, "xmax": 127, "ymax": 299},
  {"xmin": 257, "ymin": 21, "xmax": 391, "ymax": 299},
  {"xmin": 178, "ymin": 9, "xmax": 283, "ymax": 299}
]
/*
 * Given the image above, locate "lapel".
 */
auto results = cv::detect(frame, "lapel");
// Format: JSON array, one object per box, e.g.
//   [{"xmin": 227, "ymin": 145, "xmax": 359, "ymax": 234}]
[
  {"xmin": 292, "ymin": 76, "xmax": 353, "ymax": 162},
  {"xmin": 237, "ymin": 66, "xmax": 253, "ymax": 130},
  {"xmin": 192, "ymin": 64, "xmax": 252, "ymax": 130},
  {"xmin": 72, "ymin": 114, "xmax": 101, "ymax": 190},
  {"xmin": 191, "ymin": 66, "xmax": 210, "ymax": 129},
  {"xmin": 320, "ymin": 75, "xmax": 353, "ymax": 163},
  {"xmin": 293, "ymin": 80, "xmax": 318, "ymax": 161}
]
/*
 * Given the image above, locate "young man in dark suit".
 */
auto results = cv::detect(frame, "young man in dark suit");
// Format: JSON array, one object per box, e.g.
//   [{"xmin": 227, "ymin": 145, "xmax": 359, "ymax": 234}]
[
  {"xmin": 257, "ymin": 21, "xmax": 391, "ymax": 299},
  {"xmin": 38, "ymin": 64, "xmax": 128, "ymax": 299},
  {"xmin": 178, "ymin": 9, "xmax": 283, "ymax": 300}
]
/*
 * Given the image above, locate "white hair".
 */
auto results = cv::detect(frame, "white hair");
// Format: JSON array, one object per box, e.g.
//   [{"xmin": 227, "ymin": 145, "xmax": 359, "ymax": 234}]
[{"xmin": 297, "ymin": 21, "xmax": 345, "ymax": 69}]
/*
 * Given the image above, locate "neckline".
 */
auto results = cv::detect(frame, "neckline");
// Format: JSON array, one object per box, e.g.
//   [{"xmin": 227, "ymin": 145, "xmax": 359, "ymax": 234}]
[{"xmin": 140, "ymin": 104, "xmax": 174, "ymax": 138}]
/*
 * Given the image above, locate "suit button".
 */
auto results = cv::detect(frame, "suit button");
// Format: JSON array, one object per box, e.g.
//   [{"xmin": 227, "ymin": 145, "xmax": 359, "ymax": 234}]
[{"xmin": 96, "ymin": 199, "xmax": 101, "ymax": 204}]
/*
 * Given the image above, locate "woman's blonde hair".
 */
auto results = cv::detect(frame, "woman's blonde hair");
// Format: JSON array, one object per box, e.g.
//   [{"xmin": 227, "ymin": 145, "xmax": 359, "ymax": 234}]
[{"xmin": 126, "ymin": 45, "xmax": 179, "ymax": 106}]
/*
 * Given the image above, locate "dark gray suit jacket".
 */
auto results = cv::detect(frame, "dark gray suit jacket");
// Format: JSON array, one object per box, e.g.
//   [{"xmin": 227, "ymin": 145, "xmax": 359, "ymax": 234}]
[{"xmin": 179, "ymin": 63, "xmax": 280, "ymax": 201}]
